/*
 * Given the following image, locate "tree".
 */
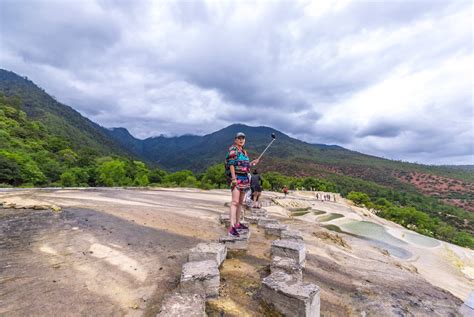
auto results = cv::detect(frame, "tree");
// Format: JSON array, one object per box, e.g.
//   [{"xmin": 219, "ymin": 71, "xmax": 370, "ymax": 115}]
[
  {"xmin": 263, "ymin": 172, "xmax": 290, "ymax": 190},
  {"xmin": 347, "ymin": 191, "xmax": 371, "ymax": 207},
  {"xmin": 201, "ymin": 163, "xmax": 227, "ymax": 188},
  {"xmin": 96, "ymin": 159, "xmax": 130, "ymax": 186},
  {"xmin": 132, "ymin": 161, "xmax": 149, "ymax": 186},
  {"xmin": 60, "ymin": 167, "xmax": 89, "ymax": 187},
  {"xmin": 181, "ymin": 175, "xmax": 199, "ymax": 188},
  {"xmin": 58, "ymin": 148, "xmax": 78, "ymax": 167},
  {"xmin": 164, "ymin": 170, "xmax": 194, "ymax": 185},
  {"xmin": 149, "ymin": 168, "xmax": 167, "ymax": 184},
  {"xmin": 0, "ymin": 154, "xmax": 20, "ymax": 185}
]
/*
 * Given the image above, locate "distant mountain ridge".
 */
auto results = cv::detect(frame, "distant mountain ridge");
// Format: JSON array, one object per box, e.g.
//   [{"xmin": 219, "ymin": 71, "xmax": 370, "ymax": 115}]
[{"xmin": 106, "ymin": 124, "xmax": 360, "ymax": 171}]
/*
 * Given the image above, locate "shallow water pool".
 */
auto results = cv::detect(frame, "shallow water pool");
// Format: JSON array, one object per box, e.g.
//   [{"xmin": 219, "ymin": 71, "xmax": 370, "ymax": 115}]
[
  {"xmin": 403, "ymin": 231, "xmax": 440, "ymax": 248},
  {"xmin": 317, "ymin": 213, "xmax": 344, "ymax": 222},
  {"xmin": 339, "ymin": 220, "xmax": 412, "ymax": 259}
]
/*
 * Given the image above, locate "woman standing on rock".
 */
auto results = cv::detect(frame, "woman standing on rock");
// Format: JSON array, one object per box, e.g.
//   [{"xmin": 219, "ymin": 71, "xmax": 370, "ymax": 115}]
[{"xmin": 225, "ymin": 132, "xmax": 259, "ymax": 237}]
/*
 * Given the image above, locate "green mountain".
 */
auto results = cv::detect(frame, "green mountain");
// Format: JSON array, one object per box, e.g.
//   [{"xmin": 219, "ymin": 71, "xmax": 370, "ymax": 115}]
[
  {"xmin": 0, "ymin": 69, "xmax": 152, "ymax": 187},
  {"xmin": 107, "ymin": 124, "xmax": 473, "ymax": 193},
  {"xmin": 0, "ymin": 69, "xmax": 131, "ymax": 157}
]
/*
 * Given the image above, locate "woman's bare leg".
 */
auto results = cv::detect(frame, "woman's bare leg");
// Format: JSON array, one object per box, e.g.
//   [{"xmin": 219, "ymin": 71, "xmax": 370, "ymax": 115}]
[
  {"xmin": 236, "ymin": 190, "xmax": 245, "ymax": 224},
  {"xmin": 252, "ymin": 191, "xmax": 258, "ymax": 208},
  {"xmin": 230, "ymin": 187, "xmax": 241, "ymax": 228}
]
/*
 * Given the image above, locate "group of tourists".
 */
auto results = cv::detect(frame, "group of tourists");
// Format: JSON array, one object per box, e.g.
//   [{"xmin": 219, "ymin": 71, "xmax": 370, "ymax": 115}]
[{"xmin": 315, "ymin": 193, "xmax": 336, "ymax": 202}]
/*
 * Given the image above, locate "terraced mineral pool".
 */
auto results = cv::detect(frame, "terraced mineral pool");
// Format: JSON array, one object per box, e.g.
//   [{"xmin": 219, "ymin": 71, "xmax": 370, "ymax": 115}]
[
  {"xmin": 312, "ymin": 210, "xmax": 326, "ymax": 216},
  {"xmin": 291, "ymin": 210, "xmax": 310, "ymax": 216},
  {"xmin": 338, "ymin": 221, "xmax": 412, "ymax": 259},
  {"xmin": 403, "ymin": 231, "xmax": 440, "ymax": 248},
  {"xmin": 316, "ymin": 213, "xmax": 343, "ymax": 222}
]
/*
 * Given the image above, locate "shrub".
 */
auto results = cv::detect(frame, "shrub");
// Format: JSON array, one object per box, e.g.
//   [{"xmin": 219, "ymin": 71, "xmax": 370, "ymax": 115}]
[{"xmin": 347, "ymin": 191, "xmax": 371, "ymax": 207}]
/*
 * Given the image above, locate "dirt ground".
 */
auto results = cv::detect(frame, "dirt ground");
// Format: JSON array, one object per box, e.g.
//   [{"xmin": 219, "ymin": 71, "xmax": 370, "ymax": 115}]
[{"xmin": 0, "ymin": 188, "xmax": 470, "ymax": 316}]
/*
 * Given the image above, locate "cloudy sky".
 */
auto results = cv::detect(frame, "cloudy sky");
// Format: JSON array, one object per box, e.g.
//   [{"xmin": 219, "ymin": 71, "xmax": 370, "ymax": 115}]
[{"xmin": 0, "ymin": 0, "xmax": 472, "ymax": 165}]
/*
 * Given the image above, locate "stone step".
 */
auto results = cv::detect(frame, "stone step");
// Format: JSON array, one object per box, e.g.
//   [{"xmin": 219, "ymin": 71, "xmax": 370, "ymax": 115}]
[
  {"xmin": 247, "ymin": 212, "xmax": 267, "ymax": 217},
  {"xmin": 261, "ymin": 272, "xmax": 320, "ymax": 317},
  {"xmin": 223, "ymin": 219, "xmax": 231, "ymax": 228},
  {"xmin": 264, "ymin": 223, "xmax": 288, "ymax": 237},
  {"xmin": 238, "ymin": 220, "xmax": 250, "ymax": 228},
  {"xmin": 219, "ymin": 214, "xmax": 230, "ymax": 224},
  {"xmin": 281, "ymin": 229, "xmax": 304, "ymax": 242},
  {"xmin": 257, "ymin": 218, "xmax": 279, "ymax": 228},
  {"xmin": 220, "ymin": 215, "xmax": 249, "ymax": 228},
  {"xmin": 270, "ymin": 256, "xmax": 303, "ymax": 281},
  {"xmin": 219, "ymin": 232, "xmax": 250, "ymax": 250},
  {"xmin": 243, "ymin": 216, "xmax": 260, "ymax": 224},
  {"xmin": 188, "ymin": 243, "xmax": 227, "ymax": 267},
  {"xmin": 180, "ymin": 260, "xmax": 220, "ymax": 298},
  {"xmin": 157, "ymin": 292, "xmax": 205, "ymax": 316},
  {"xmin": 248, "ymin": 207, "xmax": 267, "ymax": 213},
  {"xmin": 238, "ymin": 229, "xmax": 251, "ymax": 240},
  {"xmin": 271, "ymin": 239, "xmax": 306, "ymax": 267},
  {"xmin": 250, "ymin": 210, "xmax": 268, "ymax": 215}
]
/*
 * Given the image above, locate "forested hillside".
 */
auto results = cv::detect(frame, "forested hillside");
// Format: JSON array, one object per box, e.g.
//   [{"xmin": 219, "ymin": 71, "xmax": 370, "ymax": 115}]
[
  {"xmin": 0, "ymin": 69, "xmax": 131, "ymax": 156},
  {"xmin": 0, "ymin": 94, "xmax": 155, "ymax": 187}
]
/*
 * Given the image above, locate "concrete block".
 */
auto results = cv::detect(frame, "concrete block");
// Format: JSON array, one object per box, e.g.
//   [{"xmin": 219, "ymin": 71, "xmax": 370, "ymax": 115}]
[
  {"xmin": 188, "ymin": 243, "xmax": 227, "ymax": 267},
  {"xmin": 219, "ymin": 235, "xmax": 248, "ymax": 250},
  {"xmin": 238, "ymin": 229, "xmax": 251, "ymax": 240},
  {"xmin": 281, "ymin": 229, "xmax": 304, "ymax": 242},
  {"xmin": 257, "ymin": 218, "xmax": 279, "ymax": 228},
  {"xmin": 236, "ymin": 220, "xmax": 249, "ymax": 228},
  {"xmin": 244, "ymin": 216, "xmax": 260, "ymax": 224},
  {"xmin": 180, "ymin": 260, "xmax": 220, "ymax": 298},
  {"xmin": 250, "ymin": 207, "xmax": 267, "ymax": 212},
  {"xmin": 264, "ymin": 223, "xmax": 288, "ymax": 237},
  {"xmin": 270, "ymin": 256, "xmax": 303, "ymax": 281},
  {"xmin": 219, "ymin": 214, "xmax": 230, "ymax": 225},
  {"xmin": 261, "ymin": 272, "xmax": 320, "ymax": 317},
  {"xmin": 271, "ymin": 239, "xmax": 306, "ymax": 267},
  {"xmin": 157, "ymin": 292, "xmax": 205, "ymax": 317},
  {"xmin": 251, "ymin": 210, "xmax": 268, "ymax": 216}
]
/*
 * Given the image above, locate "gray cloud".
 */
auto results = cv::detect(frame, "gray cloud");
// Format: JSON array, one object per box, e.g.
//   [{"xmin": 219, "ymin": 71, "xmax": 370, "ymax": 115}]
[
  {"xmin": 0, "ymin": 0, "xmax": 472, "ymax": 164},
  {"xmin": 357, "ymin": 122, "xmax": 402, "ymax": 138}
]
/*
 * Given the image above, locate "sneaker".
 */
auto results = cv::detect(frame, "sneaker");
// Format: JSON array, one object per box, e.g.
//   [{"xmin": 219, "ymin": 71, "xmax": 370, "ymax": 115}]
[
  {"xmin": 228, "ymin": 226, "xmax": 240, "ymax": 237},
  {"xmin": 236, "ymin": 222, "xmax": 248, "ymax": 230}
]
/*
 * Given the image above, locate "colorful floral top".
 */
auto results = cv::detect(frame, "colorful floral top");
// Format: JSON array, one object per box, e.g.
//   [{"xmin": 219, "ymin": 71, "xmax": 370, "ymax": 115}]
[
  {"xmin": 225, "ymin": 144, "xmax": 251, "ymax": 190},
  {"xmin": 225, "ymin": 145, "xmax": 250, "ymax": 174}
]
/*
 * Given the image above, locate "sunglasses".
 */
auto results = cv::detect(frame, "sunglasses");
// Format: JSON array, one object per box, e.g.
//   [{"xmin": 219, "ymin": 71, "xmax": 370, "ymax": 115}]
[{"xmin": 237, "ymin": 136, "xmax": 246, "ymax": 140}]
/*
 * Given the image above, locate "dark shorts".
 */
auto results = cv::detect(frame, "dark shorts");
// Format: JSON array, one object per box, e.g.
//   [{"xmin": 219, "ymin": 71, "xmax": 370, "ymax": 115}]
[
  {"xmin": 230, "ymin": 173, "xmax": 250, "ymax": 191},
  {"xmin": 251, "ymin": 185, "xmax": 262, "ymax": 193}
]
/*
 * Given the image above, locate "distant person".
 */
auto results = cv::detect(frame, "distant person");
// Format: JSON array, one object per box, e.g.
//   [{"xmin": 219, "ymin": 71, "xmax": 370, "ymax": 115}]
[
  {"xmin": 225, "ymin": 132, "xmax": 259, "ymax": 237},
  {"xmin": 250, "ymin": 169, "xmax": 263, "ymax": 208},
  {"xmin": 283, "ymin": 185, "xmax": 288, "ymax": 197},
  {"xmin": 316, "ymin": 193, "xmax": 319, "ymax": 200},
  {"xmin": 333, "ymin": 194, "xmax": 336, "ymax": 202}
]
